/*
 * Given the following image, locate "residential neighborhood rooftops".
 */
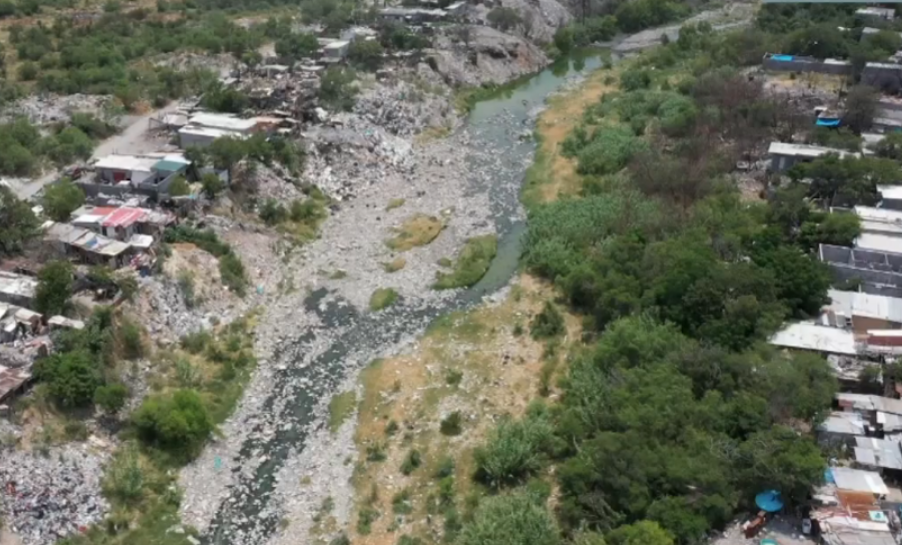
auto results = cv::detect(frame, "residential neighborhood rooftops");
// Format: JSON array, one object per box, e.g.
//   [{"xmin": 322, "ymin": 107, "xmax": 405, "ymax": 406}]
[
  {"xmin": 854, "ymin": 436, "xmax": 902, "ymax": 470},
  {"xmin": 828, "ymin": 288, "xmax": 902, "ymax": 323},
  {"xmin": 179, "ymin": 125, "xmax": 249, "ymax": 140},
  {"xmin": 769, "ymin": 322, "xmax": 858, "ymax": 356},
  {"xmin": 837, "ymin": 393, "xmax": 902, "ymax": 415},
  {"xmin": 821, "ymin": 411, "xmax": 868, "ymax": 435},
  {"xmin": 323, "ymin": 40, "xmax": 350, "ymax": 50},
  {"xmin": 0, "ymin": 272, "xmax": 37, "ymax": 300},
  {"xmin": 878, "ymin": 186, "xmax": 902, "ymax": 201}
]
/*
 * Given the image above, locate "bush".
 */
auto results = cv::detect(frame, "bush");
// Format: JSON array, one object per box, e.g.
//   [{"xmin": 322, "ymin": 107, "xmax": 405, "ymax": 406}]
[
  {"xmin": 440, "ymin": 411, "xmax": 463, "ymax": 436},
  {"xmin": 400, "ymin": 449, "xmax": 422, "ymax": 475},
  {"xmin": 94, "ymin": 383, "xmax": 129, "ymax": 414},
  {"xmin": 319, "ymin": 67, "xmax": 358, "ymax": 112},
  {"xmin": 457, "ymin": 493, "xmax": 559, "ymax": 545},
  {"xmin": 132, "ymin": 389, "xmax": 214, "ymax": 460},
  {"xmin": 168, "ymin": 176, "xmax": 191, "ymax": 197},
  {"xmin": 103, "ymin": 444, "xmax": 144, "ymax": 505},
  {"xmin": 433, "ymin": 235, "xmax": 498, "ymax": 290},
  {"xmin": 219, "ymin": 253, "xmax": 247, "ymax": 296},
  {"xmin": 575, "ymin": 127, "xmax": 645, "ymax": 176},
  {"xmin": 180, "ymin": 330, "xmax": 211, "ymax": 354},
  {"xmin": 474, "ymin": 408, "xmax": 554, "ymax": 488},
  {"xmin": 531, "ymin": 302, "xmax": 565, "ymax": 339},
  {"xmin": 35, "ymin": 350, "xmax": 101, "ymax": 408},
  {"xmin": 118, "ymin": 320, "xmax": 145, "ymax": 360},
  {"xmin": 620, "ymin": 68, "xmax": 652, "ymax": 91},
  {"xmin": 201, "ymin": 173, "xmax": 224, "ymax": 198}
]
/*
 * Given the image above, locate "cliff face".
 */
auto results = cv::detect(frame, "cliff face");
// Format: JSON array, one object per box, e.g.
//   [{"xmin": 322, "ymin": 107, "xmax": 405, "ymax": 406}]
[{"xmin": 428, "ymin": 26, "xmax": 552, "ymax": 87}]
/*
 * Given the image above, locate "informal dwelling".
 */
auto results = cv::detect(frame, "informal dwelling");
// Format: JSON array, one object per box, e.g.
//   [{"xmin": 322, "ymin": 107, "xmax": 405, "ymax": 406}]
[{"xmin": 767, "ymin": 142, "xmax": 855, "ymax": 172}]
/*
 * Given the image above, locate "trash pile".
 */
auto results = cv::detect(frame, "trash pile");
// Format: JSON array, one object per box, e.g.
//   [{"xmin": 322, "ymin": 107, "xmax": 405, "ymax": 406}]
[
  {"xmin": 0, "ymin": 444, "xmax": 110, "ymax": 545},
  {"xmin": 0, "ymin": 94, "xmax": 112, "ymax": 126}
]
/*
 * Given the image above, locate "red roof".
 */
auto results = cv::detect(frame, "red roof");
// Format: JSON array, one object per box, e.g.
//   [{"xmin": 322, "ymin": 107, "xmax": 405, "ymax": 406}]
[{"xmin": 101, "ymin": 207, "xmax": 146, "ymax": 228}]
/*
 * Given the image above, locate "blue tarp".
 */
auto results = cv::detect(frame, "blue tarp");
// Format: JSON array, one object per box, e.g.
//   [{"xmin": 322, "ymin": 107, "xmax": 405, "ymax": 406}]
[
  {"xmin": 755, "ymin": 490, "xmax": 784, "ymax": 513},
  {"xmin": 825, "ymin": 468, "xmax": 835, "ymax": 484},
  {"xmin": 772, "ymin": 54, "xmax": 794, "ymax": 61},
  {"xmin": 816, "ymin": 118, "xmax": 841, "ymax": 127}
]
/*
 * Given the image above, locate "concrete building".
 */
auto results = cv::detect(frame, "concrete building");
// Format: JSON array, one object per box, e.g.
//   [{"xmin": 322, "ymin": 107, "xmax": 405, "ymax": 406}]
[
  {"xmin": 857, "ymin": 7, "xmax": 896, "ymax": 22},
  {"xmin": 0, "ymin": 272, "xmax": 37, "ymax": 308},
  {"xmin": 769, "ymin": 322, "xmax": 858, "ymax": 356},
  {"xmin": 820, "ymin": 244, "xmax": 902, "ymax": 291},
  {"xmin": 855, "ymin": 206, "xmax": 902, "ymax": 237},
  {"xmin": 762, "ymin": 53, "xmax": 853, "ymax": 76},
  {"xmin": 83, "ymin": 154, "xmax": 190, "ymax": 201},
  {"xmin": 826, "ymin": 289, "xmax": 902, "ymax": 333},
  {"xmin": 43, "ymin": 223, "xmax": 133, "ymax": 268},
  {"xmin": 862, "ymin": 62, "xmax": 902, "ymax": 93},
  {"xmin": 70, "ymin": 205, "xmax": 173, "ymax": 242},
  {"xmin": 322, "ymin": 40, "xmax": 350, "ymax": 61},
  {"xmin": 768, "ymin": 142, "xmax": 854, "ymax": 171}
]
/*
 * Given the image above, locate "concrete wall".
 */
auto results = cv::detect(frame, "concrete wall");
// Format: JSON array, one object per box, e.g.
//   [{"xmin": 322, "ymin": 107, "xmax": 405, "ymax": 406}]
[
  {"xmin": 852, "ymin": 315, "xmax": 896, "ymax": 334},
  {"xmin": 76, "ymin": 181, "xmax": 162, "ymax": 202},
  {"xmin": 763, "ymin": 57, "xmax": 852, "ymax": 76},
  {"xmin": 179, "ymin": 131, "xmax": 216, "ymax": 149},
  {"xmin": 862, "ymin": 64, "xmax": 902, "ymax": 93}
]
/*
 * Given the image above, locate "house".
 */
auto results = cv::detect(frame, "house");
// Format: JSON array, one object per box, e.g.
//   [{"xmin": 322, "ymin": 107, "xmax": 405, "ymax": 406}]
[
  {"xmin": 762, "ymin": 53, "xmax": 853, "ymax": 76},
  {"xmin": 826, "ymin": 289, "xmax": 902, "ymax": 333},
  {"xmin": 820, "ymin": 244, "xmax": 902, "ymax": 294},
  {"xmin": 769, "ymin": 322, "xmax": 858, "ymax": 356},
  {"xmin": 857, "ymin": 7, "xmax": 896, "ymax": 22},
  {"xmin": 856, "ymin": 233, "xmax": 902, "ymax": 255},
  {"xmin": 854, "ymin": 436, "xmax": 902, "ymax": 470},
  {"xmin": 43, "ymin": 223, "xmax": 133, "ymax": 268},
  {"xmin": 178, "ymin": 126, "xmax": 248, "ymax": 149},
  {"xmin": 854, "ymin": 206, "xmax": 902, "ymax": 237},
  {"xmin": 0, "ymin": 271, "xmax": 37, "ymax": 308},
  {"xmin": 768, "ymin": 142, "xmax": 855, "ymax": 172},
  {"xmin": 862, "ymin": 62, "xmax": 902, "ymax": 93},
  {"xmin": 819, "ymin": 411, "xmax": 870, "ymax": 444},
  {"xmin": 878, "ymin": 186, "xmax": 902, "ymax": 211},
  {"xmin": 322, "ymin": 40, "xmax": 350, "ymax": 62},
  {"xmin": 84, "ymin": 154, "xmax": 192, "ymax": 201},
  {"xmin": 187, "ymin": 113, "xmax": 261, "ymax": 134},
  {"xmin": 70, "ymin": 205, "xmax": 174, "ymax": 242},
  {"xmin": 829, "ymin": 466, "xmax": 890, "ymax": 497}
]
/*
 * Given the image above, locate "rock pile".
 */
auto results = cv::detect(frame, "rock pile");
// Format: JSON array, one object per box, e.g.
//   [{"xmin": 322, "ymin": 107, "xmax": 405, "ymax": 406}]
[
  {"xmin": 0, "ymin": 94, "xmax": 112, "ymax": 126},
  {"xmin": 0, "ymin": 445, "xmax": 110, "ymax": 545}
]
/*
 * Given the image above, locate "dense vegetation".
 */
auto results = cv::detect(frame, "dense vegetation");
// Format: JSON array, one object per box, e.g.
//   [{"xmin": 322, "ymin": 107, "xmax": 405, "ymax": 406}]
[{"xmin": 455, "ymin": 16, "xmax": 890, "ymax": 545}]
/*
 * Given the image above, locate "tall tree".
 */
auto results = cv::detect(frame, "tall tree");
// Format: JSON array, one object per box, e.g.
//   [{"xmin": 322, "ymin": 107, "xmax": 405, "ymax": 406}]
[{"xmin": 0, "ymin": 186, "xmax": 39, "ymax": 255}]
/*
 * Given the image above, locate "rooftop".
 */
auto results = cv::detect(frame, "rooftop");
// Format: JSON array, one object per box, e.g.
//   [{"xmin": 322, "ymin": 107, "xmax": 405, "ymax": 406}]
[
  {"xmin": 323, "ymin": 40, "xmax": 350, "ymax": 50},
  {"xmin": 179, "ymin": 125, "xmax": 249, "ymax": 140},
  {"xmin": 187, "ymin": 113, "xmax": 259, "ymax": 132},
  {"xmin": 878, "ymin": 185, "xmax": 902, "ymax": 201},
  {"xmin": 854, "ymin": 436, "xmax": 902, "ymax": 469},
  {"xmin": 93, "ymin": 155, "xmax": 158, "ymax": 173},
  {"xmin": 769, "ymin": 322, "xmax": 858, "ymax": 356},
  {"xmin": 827, "ymin": 288, "xmax": 902, "ymax": 323},
  {"xmin": 768, "ymin": 142, "xmax": 855, "ymax": 159},
  {"xmin": 0, "ymin": 271, "xmax": 37, "ymax": 299},
  {"xmin": 855, "ymin": 232, "xmax": 902, "ymax": 255},
  {"xmin": 830, "ymin": 466, "xmax": 889, "ymax": 496},
  {"xmin": 820, "ymin": 411, "xmax": 868, "ymax": 435},
  {"xmin": 837, "ymin": 393, "xmax": 902, "ymax": 416}
]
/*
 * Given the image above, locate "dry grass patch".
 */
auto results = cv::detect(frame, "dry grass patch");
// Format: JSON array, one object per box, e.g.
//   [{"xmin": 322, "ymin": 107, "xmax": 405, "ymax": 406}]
[
  {"xmin": 348, "ymin": 275, "xmax": 581, "ymax": 544},
  {"xmin": 525, "ymin": 66, "xmax": 620, "ymax": 206},
  {"xmin": 383, "ymin": 257, "xmax": 406, "ymax": 273},
  {"xmin": 385, "ymin": 214, "xmax": 444, "ymax": 251}
]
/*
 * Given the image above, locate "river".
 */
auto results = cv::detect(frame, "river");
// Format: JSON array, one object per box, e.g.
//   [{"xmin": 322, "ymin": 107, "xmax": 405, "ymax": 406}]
[{"xmin": 200, "ymin": 49, "xmax": 609, "ymax": 545}]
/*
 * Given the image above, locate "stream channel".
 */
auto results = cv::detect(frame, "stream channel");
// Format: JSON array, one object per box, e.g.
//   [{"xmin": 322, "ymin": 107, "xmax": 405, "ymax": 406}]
[{"xmin": 202, "ymin": 49, "xmax": 609, "ymax": 545}]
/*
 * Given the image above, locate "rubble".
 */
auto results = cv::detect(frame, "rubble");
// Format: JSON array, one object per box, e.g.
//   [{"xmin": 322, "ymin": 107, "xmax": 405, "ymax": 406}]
[
  {"xmin": 0, "ymin": 94, "xmax": 113, "ymax": 126},
  {"xmin": 429, "ymin": 26, "xmax": 550, "ymax": 87},
  {"xmin": 0, "ymin": 444, "xmax": 111, "ymax": 545}
]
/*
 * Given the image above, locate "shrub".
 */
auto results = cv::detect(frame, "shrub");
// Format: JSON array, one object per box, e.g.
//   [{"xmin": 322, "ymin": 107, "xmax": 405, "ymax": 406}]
[
  {"xmin": 370, "ymin": 287, "xmax": 399, "ymax": 311},
  {"xmin": 35, "ymin": 350, "xmax": 101, "ymax": 408},
  {"xmin": 531, "ymin": 302, "xmax": 565, "ymax": 339},
  {"xmin": 132, "ymin": 389, "xmax": 214, "ymax": 460},
  {"xmin": 357, "ymin": 507, "xmax": 379, "ymax": 535},
  {"xmin": 575, "ymin": 127, "xmax": 645, "ymax": 176},
  {"xmin": 118, "ymin": 320, "xmax": 145, "ymax": 360},
  {"xmin": 620, "ymin": 68, "xmax": 652, "ymax": 91},
  {"xmin": 180, "ymin": 330, "xmax": 211, "ymax": 354},
  {"xmin": 456, "ymin": 493, "xmax": 559, "ymax": 545},
  {"xmin": 392, "ymin": 488, "xmax": 413, "ymax": 514},
  {"xmin": 103, "ymin": 444, "xmax": 144, "ymax": 505},
  {"xmin": 440, "ymin": 411, "xmax": 463, "ymax": 436},
  {"xmin": 168, "ymin": 176, "xmax": 191, "ymax": 197},
  {"xmin": 219, "ymin": 253, "xmax": 247, "ymax": 296},
  {"xmin": 94, "ymin": 383, "xmax": 129, "ymax": 414},
  {"xmin": 400, "ymin": 449, "xmax": 422, "ymax": 475},
  {"xmin": 474, "ymin": 410, "xmax": 554, "ymax": 488},
  {"xmin": 434, "ymin": 455, "xmax": 455, "ymax": 478}
]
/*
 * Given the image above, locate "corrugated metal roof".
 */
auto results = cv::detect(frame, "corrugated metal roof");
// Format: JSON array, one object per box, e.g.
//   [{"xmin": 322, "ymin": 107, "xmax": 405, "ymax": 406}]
[
  {"xmin": 831, "ymin": 467, "xmax": 889, "ymax": 496},
  {"xmin": 821, "ymin": 411, "xmax": 868, "ymax": 435},
  {"xmin": 854, "ymin": 437, "xmax": 902, "ymax": 469},
  {"xmin": 769, "ymin": 323, "xmax": 858, "ymax": 356},
  {"xmin": 102, "ymin": 207, "xmax": 146, "ymax": 228},
  {"xmin": 838, "ymin": 393, "xmax": 902, "ymax": 416}
]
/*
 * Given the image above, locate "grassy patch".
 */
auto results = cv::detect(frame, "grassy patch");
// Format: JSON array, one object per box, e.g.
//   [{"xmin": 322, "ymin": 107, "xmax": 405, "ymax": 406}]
[
  {"xmin": 329, "ymin": 391, "xmax": 357, "ymax": 433},
  {"xmin": 385, "ymin": 214, "xmax": 444, "ymax": 251},
  {"xmin": 433, "ymin": 235, "xmax": 498, "ymax": 290},
  {"xmin": 386, "ymin": 198, "xmax": 406, "ymax": 211},
  {"xmin": 383, "ymin": 257, "xmax": 406, "ymax": 273},
  {"xmin": 329, "ymin": 269, "xmax": 348, "ymax": 280},
  {"xmin": 369, "ymin": 287, "xmax": 399, "ymax": 311}
]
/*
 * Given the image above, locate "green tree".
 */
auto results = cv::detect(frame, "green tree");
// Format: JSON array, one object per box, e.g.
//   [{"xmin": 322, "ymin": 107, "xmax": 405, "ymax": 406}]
[
  {"xmin": 319, "ymin": 66, "xmax": 358, "ymax": 112},
  {"xmin": 201, "ymin": 172, "xmax": 225, "ymax": 198},
  {"xmin": 348, "ymin": 39, "xmax": 384, "ymax": 71},
  {"xmin": 737, "ymin": 426, "xmax": 826, "ymax": 505},
  {"xmin": 554, "ymin": 26, "xmax": 574, "ymax": 54},
  {"xmin": 35, "ymin": 350, "xmax": 101, "ymax": 408},
  {"xmin": 132, "ymin": 389, "xmax": 215, "ymax": 460},
  {"xmin": 35, "ymin": 260, "xmax": 74, "ymax": 315},
  {"xmin": 94, "ymin": 383, "xmax": 129, "ymax": 415},
  {"xmin": 208, "ymin": 136, "xmax": 248, "ymax": 177},
  {"xmin": 457, "ymin": 493, "xmax": 560, "ymax": 545},
  {"xmin": 274, "ymin": 32, "xmax": 319, "ymax": 61},
  {"xmin": 606, "ymin": 521, "xmax": 673, "ymax": 545},
  {"xmin": 43, "ymin": 179, "xmax": 85, "ymax": 221},
  {"xmin": 168, "ymin": 175, "xmax": 191, "ymax": 197},
  {"xmin": 843, "ymin": 84, "xmax": 878, "ymax": 134},
  {"xmin": 876, "ymin": 132, "xmax": 902, "ymax": 161},
  {"xmin": 0, "ymin": 186, "xmax": 39, "ymax": 255}
]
